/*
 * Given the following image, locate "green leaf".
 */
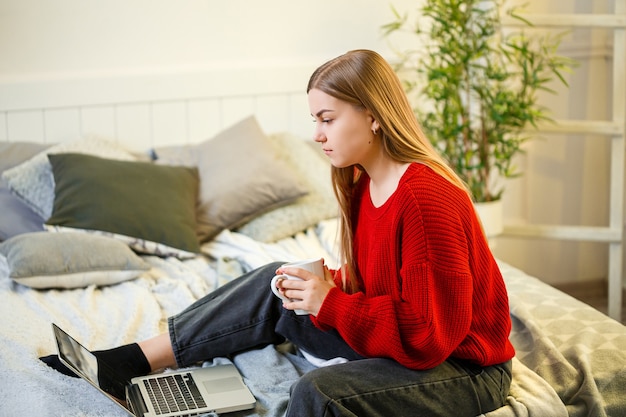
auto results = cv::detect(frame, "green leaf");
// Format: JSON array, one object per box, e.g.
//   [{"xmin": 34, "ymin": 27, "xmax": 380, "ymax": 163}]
[{"xmin": 382, "ymin": 0, "xmax": 577, "ymax": 201}]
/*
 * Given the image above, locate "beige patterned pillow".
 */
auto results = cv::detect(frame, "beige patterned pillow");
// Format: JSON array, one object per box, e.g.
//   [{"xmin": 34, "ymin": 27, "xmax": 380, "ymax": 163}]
[{"xmin": 236, "ymin": 132, "xmax": 338, "ymax": 242}]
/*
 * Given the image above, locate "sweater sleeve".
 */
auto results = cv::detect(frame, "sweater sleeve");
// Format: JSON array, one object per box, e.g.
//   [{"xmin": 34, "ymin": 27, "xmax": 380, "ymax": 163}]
[
  {"xmin": 311, "ymin": 167, "xmax": 510, "ymax": 370},
  {"xmin": 312, "ymin": 229, "xmax": 473, "ymax": 368}
]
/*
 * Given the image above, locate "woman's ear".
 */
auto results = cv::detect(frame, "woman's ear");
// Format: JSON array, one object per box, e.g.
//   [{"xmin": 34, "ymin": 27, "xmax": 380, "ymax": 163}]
[{"xmin": 371, "ymin": 119, "xmax": 380, "ymax": 134}]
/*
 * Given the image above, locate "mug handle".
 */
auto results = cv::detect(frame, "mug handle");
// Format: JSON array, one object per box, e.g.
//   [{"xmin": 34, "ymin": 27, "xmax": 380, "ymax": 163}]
[{"xmin": 270, "ymin": 275, "xmax": 290, "ymax": 302}]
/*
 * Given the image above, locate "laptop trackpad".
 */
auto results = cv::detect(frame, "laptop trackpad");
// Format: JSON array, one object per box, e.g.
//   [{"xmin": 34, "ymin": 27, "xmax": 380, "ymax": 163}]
[{"xmin": 203, "ymin": 377, "xmax": 246, "ymax": 394}]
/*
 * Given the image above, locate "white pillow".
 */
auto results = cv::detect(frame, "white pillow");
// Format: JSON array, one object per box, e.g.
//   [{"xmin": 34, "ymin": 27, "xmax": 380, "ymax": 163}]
[
  {"xmin": 0, "ymin": 232, "xmax": 150, "ymax": 289},
  {"xmin": 1, "ymin": 136, "xmax": 137, "ymax": 219}
]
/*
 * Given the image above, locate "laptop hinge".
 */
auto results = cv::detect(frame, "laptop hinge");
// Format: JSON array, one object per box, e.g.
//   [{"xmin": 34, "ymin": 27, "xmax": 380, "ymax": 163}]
[{"xmin": 126, "ymin": 384, "xmax": 149, "ymax": 417}]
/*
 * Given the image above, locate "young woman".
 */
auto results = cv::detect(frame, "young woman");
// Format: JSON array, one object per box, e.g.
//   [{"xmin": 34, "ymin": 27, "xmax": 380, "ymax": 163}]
[{"xmin": 43, "ymin": 49, "xmax": 515, "ymax": 416}]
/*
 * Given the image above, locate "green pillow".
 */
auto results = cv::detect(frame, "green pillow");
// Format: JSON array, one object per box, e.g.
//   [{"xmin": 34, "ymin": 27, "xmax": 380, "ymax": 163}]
[{"xmin": 46, "ymin": 153, "xmax": 200, "ymax": 256}]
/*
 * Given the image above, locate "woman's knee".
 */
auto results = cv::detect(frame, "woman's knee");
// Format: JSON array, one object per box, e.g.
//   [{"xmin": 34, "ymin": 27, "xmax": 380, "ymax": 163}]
[
  {"xmin": 291, "ymin": 366, "xmax": 336, "ymax": 397},
  {"xmin": 288, "ymin": 367, "xmax": 350, "ymax": 417}
]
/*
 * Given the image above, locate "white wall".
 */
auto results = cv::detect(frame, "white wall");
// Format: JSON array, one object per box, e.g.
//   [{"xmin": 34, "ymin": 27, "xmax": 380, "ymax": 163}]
[
  {"xmin": 0, "ymin": 0, "xmax": 417, "ymax": 81},
  {"xmin": 0, "ymin": 0, "xmax": 419, "ymax": 142}
]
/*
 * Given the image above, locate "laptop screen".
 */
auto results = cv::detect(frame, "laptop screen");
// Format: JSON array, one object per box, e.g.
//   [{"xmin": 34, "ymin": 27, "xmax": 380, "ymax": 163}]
[{"xmin": 52, "ymin": 324, "xmax": 132, "ymax": 413}]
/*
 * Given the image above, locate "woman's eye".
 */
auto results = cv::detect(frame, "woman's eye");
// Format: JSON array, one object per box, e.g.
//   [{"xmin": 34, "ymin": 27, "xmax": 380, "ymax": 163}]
[{"xmin": 322, "ymin": 119, "xmax": 332, "ymax": 123}]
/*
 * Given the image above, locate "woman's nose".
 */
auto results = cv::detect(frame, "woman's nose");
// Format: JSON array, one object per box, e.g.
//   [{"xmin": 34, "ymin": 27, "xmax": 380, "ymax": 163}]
[{"xmin": 313, "ymin": 129, "xmax": 326, "ymax": 143}]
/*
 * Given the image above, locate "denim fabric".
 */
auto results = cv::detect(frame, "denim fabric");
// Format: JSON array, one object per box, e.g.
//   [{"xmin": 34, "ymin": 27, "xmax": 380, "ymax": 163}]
[
  {"xmin": 168, "ymin": 262, "xmax": 511, "ymax": 416},
  {"xmin": 287, "ymin": 358, "xmax": 512, "ymax": 417},
  {"xmin": 168, "ymin": 262, "xmax": 363, "ymax": 365}
]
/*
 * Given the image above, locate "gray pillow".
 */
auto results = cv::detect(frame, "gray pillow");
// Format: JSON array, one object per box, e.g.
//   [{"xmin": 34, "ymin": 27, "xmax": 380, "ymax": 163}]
[
  {"xmin": 0, "ymin": 142, "xmax": 51, "ymax": 173},
  {"xmin": 236, "ymin": 133, "xmax": 338, "ymax": 242},
  {"xmin": 154, "ymin": 116, "xmax": 309, "ymax": 242},
  {"xmin": 0, "ymin": 232, "xmax": 150, "ymax": 289}
]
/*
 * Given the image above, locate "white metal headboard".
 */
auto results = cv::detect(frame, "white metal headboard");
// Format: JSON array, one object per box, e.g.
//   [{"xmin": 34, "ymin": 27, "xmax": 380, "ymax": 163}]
[{"xmin": 0, "ymin": 64, "xmax": 317, "ymax": 150}]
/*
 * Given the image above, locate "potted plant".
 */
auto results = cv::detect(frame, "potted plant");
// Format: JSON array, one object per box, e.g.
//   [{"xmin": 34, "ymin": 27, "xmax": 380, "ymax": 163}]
[{"xmin": 383, "ymin": 0, "xmax": 575, "ymax": 236}]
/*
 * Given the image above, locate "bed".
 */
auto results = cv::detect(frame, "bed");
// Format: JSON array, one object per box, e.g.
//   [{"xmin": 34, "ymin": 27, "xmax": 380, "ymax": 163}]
[{"xmin": 1, "ymin": 79, "xmax": 625, "ymax": 417}]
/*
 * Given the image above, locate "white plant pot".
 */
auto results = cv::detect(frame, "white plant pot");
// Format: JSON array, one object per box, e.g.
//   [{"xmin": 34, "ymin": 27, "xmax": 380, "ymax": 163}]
[{"xmin": 474, "ymin": 199, "xmax": 504, "ymax": 239}]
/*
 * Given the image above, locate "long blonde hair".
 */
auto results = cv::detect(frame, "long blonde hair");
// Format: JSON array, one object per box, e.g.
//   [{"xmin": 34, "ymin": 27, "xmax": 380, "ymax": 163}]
[{"xmin": 307, "ymin": 49, "xmax": 470, "ymax": 292}]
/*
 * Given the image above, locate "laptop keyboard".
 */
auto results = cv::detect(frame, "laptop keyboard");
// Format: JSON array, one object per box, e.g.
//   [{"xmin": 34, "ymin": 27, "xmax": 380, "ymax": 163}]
[{"xmin": 143, "ymin": 373, "xmax": 207, "ymax": 415}]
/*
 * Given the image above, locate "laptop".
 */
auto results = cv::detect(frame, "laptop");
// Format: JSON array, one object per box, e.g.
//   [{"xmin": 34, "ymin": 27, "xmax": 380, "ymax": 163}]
[{"xmin": 52, "ymin": 323, "xmax": 256, "ymax": 416}]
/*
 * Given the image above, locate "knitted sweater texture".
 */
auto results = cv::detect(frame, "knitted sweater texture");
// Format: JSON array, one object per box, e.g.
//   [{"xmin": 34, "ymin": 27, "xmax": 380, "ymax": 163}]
[{"xmin": 312, "ymin": 163, "xmax": 515, "ymax": 370}]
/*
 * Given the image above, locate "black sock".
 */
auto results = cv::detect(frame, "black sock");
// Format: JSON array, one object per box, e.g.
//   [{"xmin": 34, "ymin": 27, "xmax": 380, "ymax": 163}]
[
  {"xmin": 40, "ymin": 354, "xmax": 78, "ymax": 378},
  {"xmin": 40, "ymin": 343, "xmax": 151, "ymax": 400}
]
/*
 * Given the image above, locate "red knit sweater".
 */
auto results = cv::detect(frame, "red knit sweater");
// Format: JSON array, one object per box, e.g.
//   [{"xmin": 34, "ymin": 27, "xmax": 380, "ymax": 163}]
[{"xmin": 311, "ymin": 163, "xmax": 515, "ymax": 370}]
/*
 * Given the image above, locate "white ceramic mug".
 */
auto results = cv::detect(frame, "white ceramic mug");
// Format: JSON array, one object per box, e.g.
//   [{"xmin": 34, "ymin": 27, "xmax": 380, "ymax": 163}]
[{"xmin": 270, "ymin": 258, "xmax": 324, "ymax": 315}]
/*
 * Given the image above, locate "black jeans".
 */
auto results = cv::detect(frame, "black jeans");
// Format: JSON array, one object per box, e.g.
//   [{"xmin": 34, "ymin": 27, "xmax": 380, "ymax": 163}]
[{"xmin": 168, "ymin": 262, "xmax": 511, "ymax": 417}]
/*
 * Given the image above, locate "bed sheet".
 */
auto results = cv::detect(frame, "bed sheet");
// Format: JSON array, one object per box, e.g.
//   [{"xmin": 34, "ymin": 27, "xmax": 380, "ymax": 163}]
[{"xmin": 0, "ymin": 219, "xmax": 619, "ymax": 417}]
